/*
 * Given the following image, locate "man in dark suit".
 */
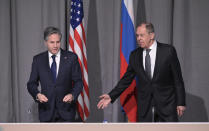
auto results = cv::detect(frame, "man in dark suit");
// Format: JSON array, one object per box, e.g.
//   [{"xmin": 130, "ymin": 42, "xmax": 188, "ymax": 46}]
[
  {"xmin": 97, "ymin": 22, "xmax": 186, "ymax": 122},
  {"xmin": 27, "ymin": 26, "xmax": 83, "ymax": 122}
]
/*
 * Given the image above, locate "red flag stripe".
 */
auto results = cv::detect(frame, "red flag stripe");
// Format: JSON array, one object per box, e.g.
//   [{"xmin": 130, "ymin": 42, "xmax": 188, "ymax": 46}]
[
  {"xmin": 80, "ymin": 91, "xmax": 90, "ymax": 117},
  {"xmin": 77, "ymin": 58, "xmax": 90, "ymax": 111},
  {"xmin": 77, "ymin": 92, "xmax": 89, "ymax": 120},
  {"xmin": 77, "ymin": 101, "xmax": 84, "ymax": 120},
  {"xmin": 69, "ymin": 30, "xmax": 90, "ymax": 120},
  {"xmin": 78, "ymin": 92, "xmax": 88, "ymax": 120},
  {"xmin": 77, "ymin": 58, "xmax": 90, "ymax": 101},
  {"xmin": 72, "ymin": 33, "xmax": 88, "ymax": 77},
  {"xmin": 83, "ymin": 78, "xmax": 90, "ymax": 98},
  {"xmin": 81, "ymin": 23, "xmax": 86, "ymax": 45},
  {"xmin": 69, "ymin": 0, "xmax": 89, "ymax": 121},
  {"xmin": 119, "ymin": 0, "xmax": 137, "ymax": 122},
  {"xmin": 69, "ymin": 36, "xmax": 75, "ymax": 52},
  {"xmin": 73, "ymin": 39, "xmax": 88, "ymax": 83},
  {"xmin": 74, "ymin": 27, "xmax": 88, "ymax": 70},
  {"xmin": 77, "ymin": 60, "xmax": 90, "ymax": 103},
  {"xmin": 74, "ymin": 24, "xmax": 87, "ymax": 58}
]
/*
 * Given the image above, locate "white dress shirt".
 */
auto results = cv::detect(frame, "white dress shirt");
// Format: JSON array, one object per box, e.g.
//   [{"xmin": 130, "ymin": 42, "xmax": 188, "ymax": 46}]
[
  {"xmin": 48, "ymin": 50, "xmax": 61, "ymax": 77},
  {"xmin": 143, "ymin": 40, "xmax": 157, "ymax": 78}
]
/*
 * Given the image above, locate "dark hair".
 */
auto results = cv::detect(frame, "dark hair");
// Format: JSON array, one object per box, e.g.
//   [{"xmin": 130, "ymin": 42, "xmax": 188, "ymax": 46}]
[
  {"xmin": 138, "ymin": 22, "xmax": 155, "ymax": 33},
  {"xmin": 44, "ymin": 26, "xmax": 62, "ymax": 41}
]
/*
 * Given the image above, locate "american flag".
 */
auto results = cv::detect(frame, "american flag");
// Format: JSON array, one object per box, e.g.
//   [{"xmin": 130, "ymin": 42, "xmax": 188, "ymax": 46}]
[{"xmin": 69, "ymin": 0, "xmax": 90, "ymax": 121}]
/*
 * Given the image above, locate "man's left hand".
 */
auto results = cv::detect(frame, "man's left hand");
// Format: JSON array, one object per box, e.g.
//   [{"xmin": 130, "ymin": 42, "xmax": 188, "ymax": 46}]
[
  {"xmin": 177, "ymin": 106, "xmax": 186, "ymax": 117},
  {"xmin": 63, "ymin": 94, "xmax": 73, "ymax": 103}
]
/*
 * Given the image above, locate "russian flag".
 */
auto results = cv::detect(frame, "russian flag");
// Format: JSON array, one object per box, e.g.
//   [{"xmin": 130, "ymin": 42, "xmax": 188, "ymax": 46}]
[{"xmin": 119, "ymin": 0, "xmax": 137, "ymax": 122}]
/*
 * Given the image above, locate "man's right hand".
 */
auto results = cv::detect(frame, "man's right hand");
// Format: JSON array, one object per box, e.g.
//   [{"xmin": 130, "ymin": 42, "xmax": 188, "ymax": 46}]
[
  {"xmin": 37, "ymin": 93, "xmax": 48, "ymax": 103},
  {"xmin": 97, "ymin": 94, "xmax": 111, "ymax": 109}
]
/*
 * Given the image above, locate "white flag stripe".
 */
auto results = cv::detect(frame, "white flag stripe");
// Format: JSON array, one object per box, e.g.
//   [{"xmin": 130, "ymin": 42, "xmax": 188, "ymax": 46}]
[
  {"xmin": 69, "ymin": 0, "xmax": 89, "ymax": 121},
  {"xmin": 78, "ymin": 90, "xmax": 89, "ymax": 111},
  {"xmin": 73, "ymin": 40, "xmax": 88, "ymax": 82},
  {"xmin": 68, "ymin": 44, "xmax": 73, "ymax": 52},
  {"xmin": 77, "ymin": 95, "xmax": 84, "ymax": 109},
  {"xmin": 76, "ymin": 25, "xmax": 87, "ymax": 58},
  {"xmin": 77, "ymin": 94, "xmax": 88, "ymax": 119},
  {"xmin": 77, "ymin": 24, "xmax": 87, "ymax": 56},
  {"xmin": 124, "ymin": 0, "xmax": 135, "ymax": 25},
  {"xmin": 70, "ymin": 25, "xmax": 87, "ymax": 65},
  {"xmin": 74, "ymin": 41, "xmax": 83, "ymax": 61},
  {"xmin": 70, "ymin": 25, "xmax": 75, "ymax": 41},
  {"xmin": 69, "ymin": 26, "xmax": 74, "ymax": 52},
  {"xmin": 71, "ymin": 29, "xmax": 89, "ymax": 97},
  {"xmin": 70, "ymin": 31, "xmax": 89, "ymax": 92},
  {"xmin": 73, "ymin": 38, "xmax": 89, "ymax": 109},
  {"xmin": 83, "ymin": 89, "xmax": 90, "ymax": 109}
]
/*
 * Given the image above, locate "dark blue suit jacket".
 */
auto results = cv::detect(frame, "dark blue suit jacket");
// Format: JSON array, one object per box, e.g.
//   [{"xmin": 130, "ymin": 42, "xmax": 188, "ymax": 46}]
[{"xmin": 27, "ymin": 49, "xmax": 83, "ymax": 122}]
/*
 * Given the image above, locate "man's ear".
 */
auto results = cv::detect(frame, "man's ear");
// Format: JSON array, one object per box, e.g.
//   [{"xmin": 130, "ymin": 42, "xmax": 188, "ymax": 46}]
[{"xmin": 151, "ymin": 32, "xmax": 155, "ymax": 40}]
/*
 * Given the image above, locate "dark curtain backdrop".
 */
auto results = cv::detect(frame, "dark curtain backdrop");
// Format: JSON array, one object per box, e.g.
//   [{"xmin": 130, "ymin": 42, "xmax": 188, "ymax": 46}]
[{"xmin": 0, "ymin": 0, "xmax": 209, "ymax": 122}]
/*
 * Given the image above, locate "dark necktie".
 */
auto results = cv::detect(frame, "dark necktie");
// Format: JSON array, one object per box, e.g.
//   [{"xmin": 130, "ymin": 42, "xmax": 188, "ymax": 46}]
[
  {"xmin": 51, "ymin": 55, "xmax": 57, "ymax": 82},
  {"xmin": 145, "ymin": 49, "xmax": 151, "ymax": 79}
]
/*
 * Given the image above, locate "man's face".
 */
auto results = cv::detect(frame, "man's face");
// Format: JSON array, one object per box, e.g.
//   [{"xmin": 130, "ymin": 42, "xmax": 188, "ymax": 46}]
[
  {"xmin": 136, "ymin": 25, "xmax": 155, "ymax": 49},
  {"xmin": 45, "ymin": 33, "xmax": 61, "ymax": 55}
]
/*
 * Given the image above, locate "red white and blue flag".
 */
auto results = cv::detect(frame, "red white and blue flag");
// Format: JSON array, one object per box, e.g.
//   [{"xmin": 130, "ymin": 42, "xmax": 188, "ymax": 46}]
[
  {"xmin": 120, "ymin": 0, "xmax": 137, "ymax": 122},
  {"xmin": 69, "ymin": 0, "xmax": 90, "ymax": 121}
]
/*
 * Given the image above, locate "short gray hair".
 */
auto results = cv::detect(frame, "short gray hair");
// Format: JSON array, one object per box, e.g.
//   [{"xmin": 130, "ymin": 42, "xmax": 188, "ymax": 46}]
[{"xmin": 138, "ymin": 22, "xmax": 155, "ymax": 34}]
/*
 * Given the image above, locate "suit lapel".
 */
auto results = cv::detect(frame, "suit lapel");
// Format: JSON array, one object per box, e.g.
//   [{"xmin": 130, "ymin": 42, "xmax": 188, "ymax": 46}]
[
  {"xmin": 56, "ymin": 49, "xmax": 67, "ymax": 82},
  {"xmin": 43, "ymin": 51, "xmax": 54, "ymax": 82},
  {"xmin": 152, "ymin": 43, "xmax": 161, "ymax": 81},
  {"xmin": 137, "ymin": 48, "xmax": 150, "ymax": 80}
]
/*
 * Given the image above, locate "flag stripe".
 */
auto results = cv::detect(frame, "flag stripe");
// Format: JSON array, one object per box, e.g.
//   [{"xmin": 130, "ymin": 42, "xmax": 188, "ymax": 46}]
[
  {"xmin": 74, "ymin": 29, "xmax": 88, "ymax": 71},
  {"xmin": 80, "ymin": 91, "xmax": 90, "ymax": 116},
  {"xmin": 81, "ymin": 23, "xmax": 86, "ymax": 44},
  {"xmin": 77, "ymin": 58, "xmax": 90, "ymax": 101},
  {"xmin": 120, "ymin": 0, "xmax": 137, "ymax": 122},
  {"xmin": 69, "ymin": 0, "xmax": 89, "ymax": 121},
  {"xmin": 77, "ymin": 99, "xmax": 84, "ymax": 120},
  {"xmin": 124, "ymin": 0, "xmax": 134, "ymax": 24},
  {"xmin": 121, "ymin": 1, "xmax": 136, "ymax": 62},
  {"xmin": 74, "ymin": 25, "xmax": 87, "ymax": 58}
]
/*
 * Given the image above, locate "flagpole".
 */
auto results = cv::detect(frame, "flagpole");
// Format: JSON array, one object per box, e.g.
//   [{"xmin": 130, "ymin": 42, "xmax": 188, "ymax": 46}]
[{"xmin": 65, "ymin": 0, "xmax": 69, "ymax": 50}]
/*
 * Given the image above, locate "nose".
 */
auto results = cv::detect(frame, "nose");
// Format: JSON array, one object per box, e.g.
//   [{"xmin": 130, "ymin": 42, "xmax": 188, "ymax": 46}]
[
  {"xmin": 54, "ymin": 43, "xmax": 58, "ymax": 48},
  {"xmin": 137, "ymin": 36, "xmax": 140, "ymax": 41}
]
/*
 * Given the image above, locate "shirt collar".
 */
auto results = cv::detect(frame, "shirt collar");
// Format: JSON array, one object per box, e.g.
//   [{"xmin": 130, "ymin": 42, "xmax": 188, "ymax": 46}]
[
  {"xmin": 48, "ymin": 50, "xmax": 61, "ymax": 58},
  {"xmin": 143, "ymin": 40, "xmax": 157, "ymax": 51},
  {"xmin": 150, "ymin": 40, "xmax": 157, "ymax": 50}
]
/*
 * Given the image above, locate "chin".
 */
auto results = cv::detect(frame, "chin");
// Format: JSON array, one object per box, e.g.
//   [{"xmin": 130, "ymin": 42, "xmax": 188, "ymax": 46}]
[
  {"xmin": 51, "ymin": 51, "xmax": 57, "ymax": 54},
  {"xmin": 139, "ymin": 45, "xmax": 144, "ymax": 48},
  {"xmin": 53, "ymin": 50, "xmax": 59, "ymax": 54}
]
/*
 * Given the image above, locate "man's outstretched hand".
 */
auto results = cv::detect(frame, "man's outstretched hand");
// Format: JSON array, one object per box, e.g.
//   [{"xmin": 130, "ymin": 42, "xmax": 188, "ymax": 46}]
[{"xmin": 97, "ymin": 94, "xmax": 111, "ymax": 109}]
